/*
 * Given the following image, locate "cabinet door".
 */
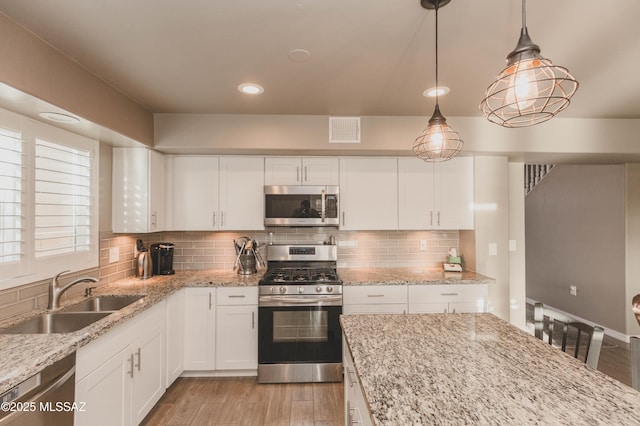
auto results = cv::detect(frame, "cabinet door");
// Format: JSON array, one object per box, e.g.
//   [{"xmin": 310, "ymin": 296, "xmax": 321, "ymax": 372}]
[
  {"xmin": 132, "ymin": 321, "xmax": 166, "ymax": 425},
  {"xmin": 75, "ymin": 347, "xmax": 131, "ymax": 426},
  {"xmin": 434, "ymin": 157, "xmax": 474, "ymax": 230},
  {"xmin": 112, "ymin": 148, "xmax": 149, "ymax": 233},
  {"xmin": 398, "ymin": 157, "xmax": 436, "ymax": 229},
  {"xmin": 170, "ymin": 156, "xmax": 219, "ymax": 230},
  {"xmin": 215, "ymin": 304, "xmax": 258, "ymax": 370},
  {"xmin": 219, "ymin": 156, "xmax": 264, "ymax": 230},
  {"xmin": 265, "ymin": 157, "xmax": 302, "ymax": 185},
  {"xmin": 165, "ymin": 290, "xmax": 184, "ymax": 387},
  {"xmin": 148, "ymin": 150, "xmax": 166, "ymax": 232},
  {"xmin": 302, "ymin": 157, "xmax": 339, "ymax": 185},
  {"xmin": 339, "ymin": 157, "xmax": 398, "ymax": 230},
  {"xmin": 183, "ymin": 288, "xmax": 216, "ymax": 370}
]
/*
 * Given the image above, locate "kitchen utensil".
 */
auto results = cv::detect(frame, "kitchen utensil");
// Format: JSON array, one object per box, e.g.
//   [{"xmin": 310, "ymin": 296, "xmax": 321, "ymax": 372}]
[
  {"xmin": 233, "ymin": 240, "xmax": 246, "ymax": 271},
  {"xmin": 136, "ymin": 250, "xmax": 153, "ymax": 279}
]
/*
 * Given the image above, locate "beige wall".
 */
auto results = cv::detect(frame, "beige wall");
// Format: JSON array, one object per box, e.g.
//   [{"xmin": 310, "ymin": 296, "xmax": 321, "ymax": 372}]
[
  {"xmin": 0, "ymin": 13, "xmax": 153, "ymax": 146},
  {"xmin": 625, "ymin": 164, "xmax": 640, "ymax": 335},
  {"xmin": 526, "ymin": 165, "xmax": 626, "ymax": 333}
]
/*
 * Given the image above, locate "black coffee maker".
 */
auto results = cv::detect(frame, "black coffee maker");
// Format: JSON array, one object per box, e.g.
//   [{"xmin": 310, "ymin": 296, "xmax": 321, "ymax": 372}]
[{"xmin": 151, "ymin": 243, "xmax": 175, "ymax": 275}]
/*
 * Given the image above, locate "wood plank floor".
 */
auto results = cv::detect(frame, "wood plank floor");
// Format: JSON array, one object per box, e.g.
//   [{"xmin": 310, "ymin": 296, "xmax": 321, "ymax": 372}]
[{"xmin": 141, "ymin": 378, "xmax": 344, "ymax": 426}]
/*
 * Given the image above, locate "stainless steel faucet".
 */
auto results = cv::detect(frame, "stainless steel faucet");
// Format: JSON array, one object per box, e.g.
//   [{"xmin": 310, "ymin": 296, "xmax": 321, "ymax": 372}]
[{"xmin": 48, "ymin": 270, "xmax": 99, "ymax": 310}]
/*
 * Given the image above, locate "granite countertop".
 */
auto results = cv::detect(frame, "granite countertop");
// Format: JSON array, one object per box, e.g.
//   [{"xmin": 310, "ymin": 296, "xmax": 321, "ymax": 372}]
[
  {"xmin": 0, "ymin": 267, "xmax": 493, "ymax": 396},
  {"xmin": 341, "ymin": 313, "xmax": 640, "ymax": 425},
  {"xmin": 339, "ymin": 267, "xmax": 494, "ymax": 285},
  {"xmin": 0, "ymin": 269, "xmax": 261, "ymax": 395}
]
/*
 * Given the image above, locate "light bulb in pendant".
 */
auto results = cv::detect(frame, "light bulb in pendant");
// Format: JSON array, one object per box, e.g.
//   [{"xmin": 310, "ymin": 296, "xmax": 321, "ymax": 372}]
[
  {"xmin": 430, "ymin": 129, "xmax": 444, "ymax": 152},
  {"xmin": 505, "ymin": 59, "xmax": 539, "ymax": 110}
]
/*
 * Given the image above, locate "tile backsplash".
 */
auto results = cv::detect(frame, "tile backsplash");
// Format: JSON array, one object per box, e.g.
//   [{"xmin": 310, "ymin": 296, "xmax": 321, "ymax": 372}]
[{"xmin": 0, "ymin": 228, "xmax": 459, "ymax": 321}]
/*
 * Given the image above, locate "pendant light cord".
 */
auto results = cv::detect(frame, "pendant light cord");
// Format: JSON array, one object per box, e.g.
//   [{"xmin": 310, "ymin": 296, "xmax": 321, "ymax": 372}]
[
  {"xmin": 434, "ymin": 0, "xmax": 440, "ymax": 106},
  {"xmin": 522, "ymin": 0, "xmax": 526, "ymax": 28}
]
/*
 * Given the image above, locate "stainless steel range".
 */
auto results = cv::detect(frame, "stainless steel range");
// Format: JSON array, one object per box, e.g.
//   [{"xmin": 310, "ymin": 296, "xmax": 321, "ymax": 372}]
[{"xmin": 258, "ymin": 244, "xmax": 343, "ymax": 383}]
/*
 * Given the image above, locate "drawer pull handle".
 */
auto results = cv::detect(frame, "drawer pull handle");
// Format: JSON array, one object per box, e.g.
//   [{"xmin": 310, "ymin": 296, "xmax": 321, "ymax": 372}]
[
  {"xmin": 228, "ymin": 295, "xmax": 246, "ymax": 298},
  {"xmin": 367, "ymin": 294, "xmax": 385, "ymax": 298},
  {"xmin": 348, "ymin": 370, "xmax": 357, "ymax": 387},
  {"xmin": 441, "ymin": 293, "xmax": 459, "ymax": 296}
]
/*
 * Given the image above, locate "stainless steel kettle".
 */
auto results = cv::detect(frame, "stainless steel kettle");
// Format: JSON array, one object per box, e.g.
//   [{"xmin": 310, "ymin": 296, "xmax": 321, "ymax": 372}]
[{"xmin": 136, "ymin": 250, "xmax": 153, "ymax": 279}]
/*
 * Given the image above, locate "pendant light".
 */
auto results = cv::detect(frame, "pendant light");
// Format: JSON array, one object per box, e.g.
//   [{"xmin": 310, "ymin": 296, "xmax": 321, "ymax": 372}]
[
  {"xmin": 413, "ymin": 0, "xmax": 463, "ymax": 163},
  {"xmin": 480, "ymin": 0, "xmax": 578, "ymax": 128}
]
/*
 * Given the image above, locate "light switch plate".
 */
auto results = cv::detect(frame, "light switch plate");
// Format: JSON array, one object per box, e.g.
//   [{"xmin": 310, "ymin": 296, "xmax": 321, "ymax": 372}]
[
  {"xmin": 488, "ymin": 243, "xmax": 497, "ymax": 256},
  {"xmin": 508, "ymin": 240, "xmax": 516, "ymax": 252},
  {"xmin": 420, "ymin": 240, "xmax": 427, "ymax": 251}
]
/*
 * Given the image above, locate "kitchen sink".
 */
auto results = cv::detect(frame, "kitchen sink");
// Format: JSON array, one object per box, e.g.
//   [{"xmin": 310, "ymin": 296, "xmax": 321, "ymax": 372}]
[
  {"xmin": 0, "ymin": 312, "xmax": 112, "ymax": 334},
  {"xmin": 60, "ymin": 295, "xmax": 145, "ymax": 312}
]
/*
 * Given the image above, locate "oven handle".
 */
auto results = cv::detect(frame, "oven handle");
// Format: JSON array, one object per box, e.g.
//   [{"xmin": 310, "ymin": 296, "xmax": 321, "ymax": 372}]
[
  {"xmin": 259, "ymin": 295, "xmax": 342, "ymax": 307},
  {"xmin": 321, "ymin": 189, "xmax": 326, "ymax": 223}
]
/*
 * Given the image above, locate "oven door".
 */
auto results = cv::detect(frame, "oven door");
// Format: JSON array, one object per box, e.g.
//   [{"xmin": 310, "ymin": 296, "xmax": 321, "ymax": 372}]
[{"xmin": 258, "ymin": 303, "xmax": 342, "ymax": 365}]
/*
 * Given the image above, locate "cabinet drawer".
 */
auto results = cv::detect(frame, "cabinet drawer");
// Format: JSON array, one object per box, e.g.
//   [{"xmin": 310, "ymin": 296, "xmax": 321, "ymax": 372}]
[
  {"xmin": 216, "ymin": 287, "xmax": 258, "ymax": 305},
  {"xmin": 343, "ymin": 304, "xmax": 406, "ymax": 314},
  {"xmin": 343, "ymin": 285, "xmax": 407, "ymax": 305},
  {"xmin": 408, "ymin": 284, "xmax": 487, "ymax": 304}
]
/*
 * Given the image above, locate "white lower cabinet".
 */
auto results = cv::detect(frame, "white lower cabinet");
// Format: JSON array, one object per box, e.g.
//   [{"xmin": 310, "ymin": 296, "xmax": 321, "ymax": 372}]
[
  {"xmin": 215, "ymin": 287, "xmax": 258, "ymax": 371},
  {"xmin": 408, "ymin": 284, "xmax": 488, "ymax": 313},
  {"xmin": 75, "ymin": 302, "xmax": 166, "ymax": 426},
  {"xmin": 165, "ymin": 290, "xmax": 184, "ymax": 387},
  {"xmin": 343, "ymin": 285, "xmax": 407, "ymax": 314},
  {"xmin": 343, "ymin": 337, "xmax": 373, "ymax": 426},
  {"xmin": 183, "ymin": 287, "xmax": 216, "ymax": 371}
]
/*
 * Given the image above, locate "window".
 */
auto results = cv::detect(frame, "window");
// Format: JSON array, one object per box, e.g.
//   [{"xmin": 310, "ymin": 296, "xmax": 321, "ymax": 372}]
[
  {"xmin": 0, "ymin": 108, "xmax": 99, "ymax": 289},
  {"xmin": 0, "ymin": 127, "xmax": 23, "ymax": 271}
]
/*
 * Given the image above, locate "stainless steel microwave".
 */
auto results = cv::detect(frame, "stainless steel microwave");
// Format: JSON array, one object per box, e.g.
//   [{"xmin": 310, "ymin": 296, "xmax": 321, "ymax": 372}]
[{"xmin": 264, "ymin": 185, "xmax": 339, "ymax": 227}]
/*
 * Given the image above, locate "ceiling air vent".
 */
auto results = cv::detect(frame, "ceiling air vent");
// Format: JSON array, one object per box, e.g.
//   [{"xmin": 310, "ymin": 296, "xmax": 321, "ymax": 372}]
[{"xmin": 329, "ymin": 117, "xmax": 360, "ymax": 143}]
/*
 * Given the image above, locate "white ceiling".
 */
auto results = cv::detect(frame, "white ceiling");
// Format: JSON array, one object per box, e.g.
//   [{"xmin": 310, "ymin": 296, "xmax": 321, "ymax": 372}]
[{"xmin": 0, "ymin": 0, "xmax": 639, "ymax": 120}]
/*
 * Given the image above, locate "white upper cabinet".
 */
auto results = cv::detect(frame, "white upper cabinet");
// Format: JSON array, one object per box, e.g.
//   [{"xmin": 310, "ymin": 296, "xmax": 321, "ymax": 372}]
[
  {"xmin": 168, "ymin": 156, "xmax": 264, "ymax": 231},
  {"xmin": 265, "ymin": 157, "xmax": 339, "ymax": 185},
  {"xmin": 339, "ymin": 157, "xmax": 398, "ymax": 230},
  {"xmin": 398, "ymin": 157, "xmax": 474, "ymax": 230},
  {"xmin": 112, "ymin": 148, "xmax": 166, "ymax": 233},
  {"xmin": 169, "ymin": 156, "xmax": 219, "ymax": 231},
  {"xmin": 218, "ymin": 156, "xmax": 264, "ymax": 230}
]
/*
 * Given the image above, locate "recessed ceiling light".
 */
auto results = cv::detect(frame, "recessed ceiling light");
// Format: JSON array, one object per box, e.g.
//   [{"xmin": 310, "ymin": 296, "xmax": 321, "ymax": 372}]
[
  {"xmin": 237, "ymin": 83, "xmax": 264, "ymax": 95},
  {"xmin": 288, "ymin": 49, "xmax": 312, "ymax": 62},
  {"xmin": 38, "ymin": 112, "xmax": 81, "ymax": 124},
  {"xmin": 423, "ymin": 86, "xmax": 450, "ymax": 97}
]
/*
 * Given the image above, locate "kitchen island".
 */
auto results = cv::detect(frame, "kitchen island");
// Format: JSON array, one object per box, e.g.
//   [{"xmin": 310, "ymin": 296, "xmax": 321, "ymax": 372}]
[{"xmin": 341, "ymin": 313, "xmax": 640, "ymax": 425}]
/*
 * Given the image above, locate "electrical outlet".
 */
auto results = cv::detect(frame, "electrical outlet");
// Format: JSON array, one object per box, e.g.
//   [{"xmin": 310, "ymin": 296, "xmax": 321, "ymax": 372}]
[
  {"xmin": 420, "ymin": 240, "xmax": 427, "ymax": 251},
  {"xmin": 109, "ymin": 247, "xmax": 120, "ymax": 264},
  {"xmin": 569, "ymin": 285, "xmax": 577, "ymax": 296}
]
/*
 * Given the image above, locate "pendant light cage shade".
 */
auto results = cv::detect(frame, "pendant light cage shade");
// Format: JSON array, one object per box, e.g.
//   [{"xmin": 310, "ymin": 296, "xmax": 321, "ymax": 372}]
[
  {"xmin": 480, "ymin": 56, "xmax": 578, "ymax": 128},
  {"xmin": 414, "ymin": 0, "xmax": 463, "ymax": 163},
  {"xmin": 413, "ymin": 108, "xmax": 464, "ymax": 162}
]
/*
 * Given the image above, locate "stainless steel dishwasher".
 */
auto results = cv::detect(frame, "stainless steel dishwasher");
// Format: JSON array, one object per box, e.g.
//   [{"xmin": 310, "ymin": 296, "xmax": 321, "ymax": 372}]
[{"xmin": 0, "ymin": 352, "xmax": 75, "ymax": 426}]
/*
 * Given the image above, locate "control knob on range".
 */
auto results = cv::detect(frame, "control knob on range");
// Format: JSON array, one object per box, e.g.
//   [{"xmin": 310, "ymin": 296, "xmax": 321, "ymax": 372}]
[
  {"xmin": 316, "ymin": 286, "xmax": 322, "ymax": 293},
  {"xmin": 326, "ymin": 286, "xmax": 334, "ymax": 293},
  {"xmin": 279, "ymin": 286, "xmax": 286, "ymax": 294},
  {"xmin": 269, "ymin": 286, "xmax": 274, "ymax": 294},
  {"xmin": 298, "ymin": 286, "xmax": 305, "ymax": 294}
]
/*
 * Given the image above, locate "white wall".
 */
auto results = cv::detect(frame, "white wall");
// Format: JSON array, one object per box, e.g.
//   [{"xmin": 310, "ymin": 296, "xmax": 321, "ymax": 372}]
[
  {"xmin": 460, "ymin": 156, "xmax": 510, "ymax": 321},
  {"xmin": 508, "ymin": 162, "xmax": 527, "ymax": 330},
  {"xmin": 154, "ymin": 114, "xmax": 640, "ymax": 161}
]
